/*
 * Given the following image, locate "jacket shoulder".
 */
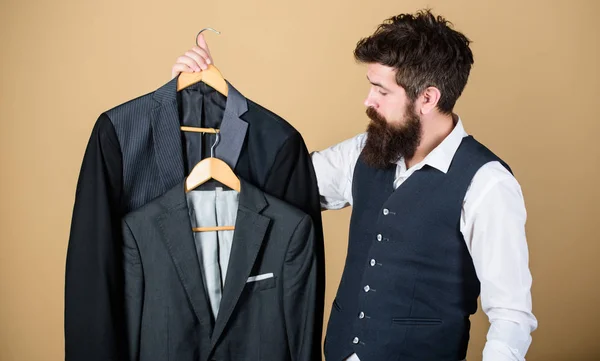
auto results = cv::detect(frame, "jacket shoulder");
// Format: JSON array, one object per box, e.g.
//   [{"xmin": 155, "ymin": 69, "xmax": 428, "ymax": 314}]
[
  {"xmin": 123, "ymin": 185, "xmax": 184, "ymax": 226},
  {"xmin": 245, "ymin": 99, "xmax": 300, "ymax": 139},
  {"xmin": 104, "ymin": 90, "xmax": 157, "ymax": 127}
]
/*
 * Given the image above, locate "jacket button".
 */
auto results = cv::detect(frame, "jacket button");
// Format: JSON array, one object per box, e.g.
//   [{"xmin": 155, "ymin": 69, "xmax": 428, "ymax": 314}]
[
  {"xmin": 377, "ymin": 234, "xmax": 382, "ymax": 241},
  {"xmin": 383, "ymin": 208, "xmax": 389, "ymax": 215},
  {"xmin": 353, "ymin": 337, "xmax": 359, "ymax": 344},
  {"xmin": 370, "ymin": 259, "xmax": 376, "ymax": 266},
  {"xmin": 364, "ymin": 285, "xmax": 370, "ymax": 292},
  {"xmin": 359, "ymin": 311, "xmax": 365, "ymax": 319}
]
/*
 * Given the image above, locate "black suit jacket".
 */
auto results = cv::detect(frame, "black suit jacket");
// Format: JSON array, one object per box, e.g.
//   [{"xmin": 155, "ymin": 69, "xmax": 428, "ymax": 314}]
[
  {"xmin": 65, "ymin": 78, "xmax": 324, "ymax": 361},
  {"xmin": 122, "ymin": 179, "xmax": 317, "ymax": 361}
]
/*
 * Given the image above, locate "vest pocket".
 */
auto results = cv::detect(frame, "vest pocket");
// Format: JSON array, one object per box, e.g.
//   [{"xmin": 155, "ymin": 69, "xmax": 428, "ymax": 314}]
[{"xmin": 392, "ymin": 317, "xmax": 442, "ymax": 325}]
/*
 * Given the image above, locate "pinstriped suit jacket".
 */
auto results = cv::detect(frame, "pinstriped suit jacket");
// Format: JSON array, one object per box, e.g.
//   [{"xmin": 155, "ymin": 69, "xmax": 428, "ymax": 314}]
[{"xmin": 65, "ymin": 77, "xmax": 324, "ymax": 361}]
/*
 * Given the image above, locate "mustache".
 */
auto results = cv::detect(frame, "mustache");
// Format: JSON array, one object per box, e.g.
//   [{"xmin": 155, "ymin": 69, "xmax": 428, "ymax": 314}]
[{"xmin": 366, "ymin": 107, "xmax": 386, "ymax": 126}]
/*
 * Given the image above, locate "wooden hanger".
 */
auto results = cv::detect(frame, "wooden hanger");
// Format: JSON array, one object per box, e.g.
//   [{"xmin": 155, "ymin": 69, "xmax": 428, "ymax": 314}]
[
  {"xmin": 177, "ymin": 63, "xmax": 228, "ymax": 96},
  {"xmin": 185, "ymin": 130, "xmax": 239, "ymax": 232},
  {"xmin": 178, "ymin": 28, "xmax": 229, "ymax": 134},
  {"xmin": 180, "ymin": 126, "xmax": 219, "ymax": 134}
]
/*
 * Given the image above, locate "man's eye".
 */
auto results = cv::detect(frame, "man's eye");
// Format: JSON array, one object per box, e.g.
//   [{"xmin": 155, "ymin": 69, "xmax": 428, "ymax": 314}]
[{"xmin": 379, "ymin": 91, "xmax": 388, "ymax": 96}]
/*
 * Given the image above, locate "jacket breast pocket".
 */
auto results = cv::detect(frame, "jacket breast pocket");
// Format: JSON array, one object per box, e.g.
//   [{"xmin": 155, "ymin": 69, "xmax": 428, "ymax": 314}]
[{"xmin": 245, "ymin": 274, "xmax": 276, "ymax": 291}]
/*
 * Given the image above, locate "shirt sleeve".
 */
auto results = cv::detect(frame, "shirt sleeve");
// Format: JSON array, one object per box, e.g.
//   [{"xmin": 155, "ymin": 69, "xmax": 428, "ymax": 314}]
[
  {"xmin": 310, "ymin": 133, "xmax": 366, "ymax": 210},
  {"xmin": 64, "ymin": 113, "xmax": 126, "ymax": 361},
  {"xmin": 461, "ymin": 161, "xmax": 538, "ymax": 361}
]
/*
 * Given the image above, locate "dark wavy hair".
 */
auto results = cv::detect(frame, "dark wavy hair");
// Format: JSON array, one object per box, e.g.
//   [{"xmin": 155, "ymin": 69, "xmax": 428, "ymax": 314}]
[{"xmin": 354, "ymin": 9, "xmax": 474, "ymax": 114}]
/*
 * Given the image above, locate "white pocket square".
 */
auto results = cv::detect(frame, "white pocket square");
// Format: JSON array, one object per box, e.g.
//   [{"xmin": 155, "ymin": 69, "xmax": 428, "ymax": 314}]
[{"xmin": 246, "ymin": 273, "xmax": 274, "ymax": 283}]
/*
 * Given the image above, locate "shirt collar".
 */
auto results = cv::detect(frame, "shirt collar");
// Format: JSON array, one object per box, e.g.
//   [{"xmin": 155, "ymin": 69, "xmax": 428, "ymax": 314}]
[{"xmin": 396, "ymin": 116, "xmax": 468, "ymax": 174}]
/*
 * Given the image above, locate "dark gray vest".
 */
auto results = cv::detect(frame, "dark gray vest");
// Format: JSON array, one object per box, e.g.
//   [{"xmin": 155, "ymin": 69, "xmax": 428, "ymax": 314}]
[{"xmin": 324, "ymin": 136, "xmax": 511, "ymax": 361}]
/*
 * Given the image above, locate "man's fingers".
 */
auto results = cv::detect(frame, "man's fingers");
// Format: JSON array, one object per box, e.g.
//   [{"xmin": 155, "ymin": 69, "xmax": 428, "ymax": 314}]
[
  {"xmin": 185, "ymin": 50, "xmax": 209, "ymax": 70},
  {"xmin": 196, "ymin": 33, "xmax": 212, "ymax": 57},
  {"xmin": 191, "ymin": 46, "xmax": 212, "ymax": 65},
  {"xmin": 171, "ymin": 64, "xmax": 195, "ymax": 79},
  {"xmin": 176, "ymin": 55, "xmax": 205, "ymax": 71}
]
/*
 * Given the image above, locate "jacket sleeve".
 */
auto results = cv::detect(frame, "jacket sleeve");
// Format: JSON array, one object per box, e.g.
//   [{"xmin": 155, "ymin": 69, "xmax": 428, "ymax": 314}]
[
  {"xmin": 264, "ymin": 131, "xmax": 325, "ymax": 360},
  {"xmin": 264, "ymin": 132, "xmax": 321, "ymax": 220},
  {"xmin": 283, "ymin": 214, "xmax": 318, "ymax": 361},
  {"xmin": 64, "ymin": 113, "xmax": 126, "ymax": 361},
  {"xmin": 122, "ymin": 220, "xmax": 144, "ymax": 361}
]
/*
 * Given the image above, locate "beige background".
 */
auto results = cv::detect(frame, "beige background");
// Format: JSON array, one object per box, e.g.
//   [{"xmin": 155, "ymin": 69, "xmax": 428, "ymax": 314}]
[{"xmin": 1, "ymin": 0, "xmax": 599, "ymax": 360}]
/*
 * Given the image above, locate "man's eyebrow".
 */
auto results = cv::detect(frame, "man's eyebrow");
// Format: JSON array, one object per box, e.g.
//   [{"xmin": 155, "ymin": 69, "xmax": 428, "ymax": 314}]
[{"xmin": 367, "ymin": 75, "xmax": 391, "ymax": 92}]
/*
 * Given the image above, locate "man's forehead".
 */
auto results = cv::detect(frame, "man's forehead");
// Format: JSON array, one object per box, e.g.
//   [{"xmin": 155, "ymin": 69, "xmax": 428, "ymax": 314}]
[{"xmin": 366, "ymin": 63, "xmax": 396, "ymax": 78}]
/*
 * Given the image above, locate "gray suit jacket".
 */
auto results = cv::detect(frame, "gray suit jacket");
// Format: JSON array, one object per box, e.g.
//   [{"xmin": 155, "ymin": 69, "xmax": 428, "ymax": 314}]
[{"xmin": 122, "ymin": 178, "xmax": 317, "ymax": 361}]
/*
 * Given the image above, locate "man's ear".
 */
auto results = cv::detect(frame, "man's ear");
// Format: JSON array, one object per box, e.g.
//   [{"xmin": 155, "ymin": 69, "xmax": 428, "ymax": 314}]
[{"xmin": 418, "ymin": 86, "xmax": 442, "ymax": 115}]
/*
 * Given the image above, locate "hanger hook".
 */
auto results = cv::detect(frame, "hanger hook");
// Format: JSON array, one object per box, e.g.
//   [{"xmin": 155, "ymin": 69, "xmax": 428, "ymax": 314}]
[
  {"xmin": 197, "ymin": 27, "xmax": 221, "ymax": 46},
  {"xmin": 210, "ymin": 130, "xmax": 220, "ymax": 158}
]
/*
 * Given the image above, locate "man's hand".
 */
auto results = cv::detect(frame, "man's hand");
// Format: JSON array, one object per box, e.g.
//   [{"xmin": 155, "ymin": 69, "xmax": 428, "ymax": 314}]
[{"xmin": 171, "ymin": 33, "xmax": 214, "ymax": 79}]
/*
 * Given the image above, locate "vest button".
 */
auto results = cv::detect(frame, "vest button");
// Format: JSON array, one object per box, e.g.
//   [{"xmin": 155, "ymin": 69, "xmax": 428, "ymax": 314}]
[
  {"xmin": 377, "ymin": 234, "xmax": 382, "ymax": 241},
  {"xmin": 359, "ymin": 311, "xmax": 365, "ymax": 319},
  {"xmin": 364, "ymin": 285, "xmax": 370, "ymax": 292},
  {"xmin": 353, "ymin": 337, "xmax": 359, "ymax": 344},
  {"xmin": 370, "ymin": 259, "xmax": 376, "ymax": 266},
  {"xmin": 383, "ymin": 208, "xmax": 389, "ymax": 215}
]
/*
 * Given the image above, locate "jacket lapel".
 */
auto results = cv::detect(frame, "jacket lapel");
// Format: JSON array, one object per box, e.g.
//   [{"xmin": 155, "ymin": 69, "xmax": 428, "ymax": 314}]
[
  {"xmin": 215, "ymin": 81, "xmax": 248, "ymax": 170},
  {"xmin": 151, "ymin": 77, "xmax": 185, "ymax": 191},
  {"xmin": 209, "ymin": 179, "xmax": 271, "ymax": 349},
  {"xmin": 156, "ymin": 183, "xmax": 214, "ymax": 329}
]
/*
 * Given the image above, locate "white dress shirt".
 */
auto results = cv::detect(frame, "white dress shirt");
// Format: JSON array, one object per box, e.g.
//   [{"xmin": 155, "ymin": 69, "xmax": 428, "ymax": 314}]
[
  {"xmin": 311, "ymin": 119, "xmax": 537, "ymax": 361},
  {"xmin": 186, "ymin": 187, "xmax": 239, "ymax": 318}
]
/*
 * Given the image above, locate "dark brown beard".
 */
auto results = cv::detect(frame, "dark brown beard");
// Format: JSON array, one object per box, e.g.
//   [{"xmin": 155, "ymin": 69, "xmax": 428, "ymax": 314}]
[{"xmin": 361, "ymin": 105, "xmax": 422, "ymax": 169}]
